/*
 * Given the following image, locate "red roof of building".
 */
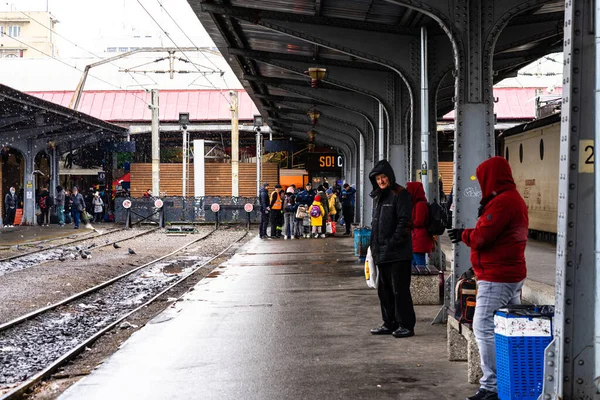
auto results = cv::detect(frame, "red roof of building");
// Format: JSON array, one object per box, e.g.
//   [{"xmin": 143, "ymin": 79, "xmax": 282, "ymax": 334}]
[
  {"xmin": 442, "ymin": 87, "xmax": 562, "ymax": 120},
  {"xmin": 27, "ymin": 90, "xmax": 259, "ymax": 122}
]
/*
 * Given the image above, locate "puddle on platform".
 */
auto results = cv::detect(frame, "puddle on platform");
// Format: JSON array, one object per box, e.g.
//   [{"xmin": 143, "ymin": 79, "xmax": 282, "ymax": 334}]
[{"xmin": 206, "ymin": 271, "xmax": 223, "ymax": 279}]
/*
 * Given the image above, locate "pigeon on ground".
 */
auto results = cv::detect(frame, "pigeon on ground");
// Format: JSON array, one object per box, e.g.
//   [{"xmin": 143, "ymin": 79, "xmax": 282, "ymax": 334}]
[
  {"xmin": 75, "ymin": 246, "xmax": 81, "ymax": 251},
  {"xmin": 128, "ymin": 248, "xmax": 136, "ymax": 255},
  {"xmin": 58, "ymin": 256, "xmax": 66, "ymax": 262},
  {"xmin": 113, "ymin": 243, "xmax": 121, "ymax": 249},
  {"xmin": 88, "ymin": 243, "xmax": 96, "ymax": 248},
  {"xmin": 80, "ymin": 252, "xmax": 91, "ymax": 260}
]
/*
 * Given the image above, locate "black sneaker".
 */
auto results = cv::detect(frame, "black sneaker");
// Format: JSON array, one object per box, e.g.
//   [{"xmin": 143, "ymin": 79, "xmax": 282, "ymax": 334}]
[
  {"xmin": 370, "ymin": 325, "xmax": 395, "ymax": 335},
  {"xmin": 392, "ymin": 327, "xmax": 415, "ymax": 338},
  {"xmin": 466, "ymin": 389, "xmax": 499, "ymax": 400}
]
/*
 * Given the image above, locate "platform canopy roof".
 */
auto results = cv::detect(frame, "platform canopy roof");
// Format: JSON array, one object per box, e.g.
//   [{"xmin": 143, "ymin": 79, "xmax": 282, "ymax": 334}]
[
  {"xmin": 0, "ymin": 84, "xmax": 127, "ymax": 149},
  {"xmin": 193, "ymin": 0, "xmax": 564, "ymax": 141}
]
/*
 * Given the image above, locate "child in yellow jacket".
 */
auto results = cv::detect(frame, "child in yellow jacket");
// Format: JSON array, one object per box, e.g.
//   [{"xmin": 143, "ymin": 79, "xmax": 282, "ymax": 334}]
[{"xmin": 309, "ymin": 195, "xmax": 325, "ymax": 238}]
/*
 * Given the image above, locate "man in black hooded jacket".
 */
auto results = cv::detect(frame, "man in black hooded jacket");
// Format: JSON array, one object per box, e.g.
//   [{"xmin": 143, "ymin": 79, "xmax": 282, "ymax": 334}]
[
  {"xmin": 369, "ymin": 160, "xmax": 416, "ymax": 338},
  {"xmin": 259, "ymin": 183, "xmax": 270, "ymax": 239}
]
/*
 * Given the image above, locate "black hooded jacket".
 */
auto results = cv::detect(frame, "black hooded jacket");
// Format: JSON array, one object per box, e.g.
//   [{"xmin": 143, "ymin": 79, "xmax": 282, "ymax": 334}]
[
  {"xmin": 369, "ymin": 160, "xmax": 413, "ymax": 264},
  {"xmin": 259, "ymin": 187, "xmax": 270, "ymax": 212}
]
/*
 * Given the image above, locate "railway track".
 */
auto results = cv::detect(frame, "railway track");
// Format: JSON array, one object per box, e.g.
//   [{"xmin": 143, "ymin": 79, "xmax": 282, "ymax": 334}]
[
  {"xmin": 0, "ymin": 228, "xmax": 248, "ymax": 400},
  {"xmin": 0, "ymin": 227, "xmax": 161, "ymax": 277}
]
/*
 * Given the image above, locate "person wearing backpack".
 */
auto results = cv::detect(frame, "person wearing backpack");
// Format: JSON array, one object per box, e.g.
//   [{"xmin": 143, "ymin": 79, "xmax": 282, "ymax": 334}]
[
  {"xmin": 340, "ymin": 183, "xmax": 356, "ymax": 235},
  {"xmin": 282, "ymin": 187, "xmax": 296, "ymax": 240},
  {"xmin": 309, "ymin": 195, "xmax": 325, "ymax": 238},
  {"xmin": 38, "ymin": 188, "xmax": 51, "ymax": 226},
  {"xmin": 448, "ymin": 157, "xmax": 528, "ymax": 400},
  {"xmin": 406, "ymin": 182, "xmax": 434, "ymax": 267}
]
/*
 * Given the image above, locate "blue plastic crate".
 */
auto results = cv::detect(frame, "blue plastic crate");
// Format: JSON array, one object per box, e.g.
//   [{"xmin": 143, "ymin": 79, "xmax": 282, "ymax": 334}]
[
  {"xmin": 353, "ymin": 227, "xmax": 371, "ymax": 259},
  {"xmin": 494, "ymin": 308, "xmax": 553, "ymax": 400}
]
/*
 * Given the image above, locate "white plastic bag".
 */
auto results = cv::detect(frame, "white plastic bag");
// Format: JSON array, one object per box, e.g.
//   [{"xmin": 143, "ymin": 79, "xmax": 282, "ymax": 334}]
[
  {"xmin": 326, "ymin": 221, "xmax": 333, "ymax": 234},
  {"xmin": 364, "ymin": 246, "xmax": 377, "ymax": 289}
]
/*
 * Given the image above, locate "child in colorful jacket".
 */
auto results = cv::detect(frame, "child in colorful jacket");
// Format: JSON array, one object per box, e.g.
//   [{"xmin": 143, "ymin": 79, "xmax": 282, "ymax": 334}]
[{"xmin": 309, "ymin": 195, "xmax": 326, "ymax": 238}]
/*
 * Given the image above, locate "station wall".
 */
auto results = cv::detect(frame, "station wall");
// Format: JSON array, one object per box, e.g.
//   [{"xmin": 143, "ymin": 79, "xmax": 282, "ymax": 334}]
[{"xmin": 130, "ymin": 162, "xmax": 279, "ymax": 197}]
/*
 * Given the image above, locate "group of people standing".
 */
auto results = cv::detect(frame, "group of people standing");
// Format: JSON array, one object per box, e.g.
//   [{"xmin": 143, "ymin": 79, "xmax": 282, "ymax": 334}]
[
  {"xmin": 258, "ymin": 180, "xmax": 356, "ymax": 239},
  {"xmin": 368, "ymin": 158, "xmax": 528, "ymax": 400},
  {"xmin": 2, "ymin": 185, "xmax": 108, "ymax": 229}
]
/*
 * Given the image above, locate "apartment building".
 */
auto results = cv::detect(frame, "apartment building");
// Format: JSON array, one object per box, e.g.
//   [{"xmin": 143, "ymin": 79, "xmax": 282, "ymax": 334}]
[{"xmin": 0, "ymin": 12, "xmax": 58, "ymax": 58}]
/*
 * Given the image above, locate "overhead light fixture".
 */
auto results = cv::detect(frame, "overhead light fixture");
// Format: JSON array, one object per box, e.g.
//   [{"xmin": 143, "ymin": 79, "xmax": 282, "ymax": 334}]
[
  {"xmin": 307, "ymin": 108, "xmax": 321, "ymax": 125},
  {"xmin": 307, "ymin": 143, "xmax": 315, "ymax": 152},
  {"xmin": 307, "ymin": 129, "xmax": 318, "ymax": 142},
  {"xmin": 47, "ymin": 141, "xmax": 55, "ymax": 150},
  {"xmin": 253, "ymin": 115, "xmax": 264, "ymax": 127},
  {"xmin": 305, "ymin": 67, "xmax": 327, "ymax": 88}
]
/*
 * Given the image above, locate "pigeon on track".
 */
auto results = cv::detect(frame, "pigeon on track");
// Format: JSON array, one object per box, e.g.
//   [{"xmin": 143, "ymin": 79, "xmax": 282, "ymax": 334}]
[
  {"xmin": 113, "ymin": 242, "xmax": 121, "ymax": 249},
  {"xmin": 128, "ymin": 248, "xmax": 136, "ymax": 255},
  {"xmin": 58, "ymin": 256, "xmax": 66, "ymax": 262},
  {"xmin": 80, "ymin": 252, "xmax": 91, "ymax": 260}
]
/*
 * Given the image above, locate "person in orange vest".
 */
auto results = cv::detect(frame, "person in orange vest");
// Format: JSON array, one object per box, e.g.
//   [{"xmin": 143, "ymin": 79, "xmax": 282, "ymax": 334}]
[{"xmin": 269, "ymin": 184, "xmax": 283, "ymax": 238}]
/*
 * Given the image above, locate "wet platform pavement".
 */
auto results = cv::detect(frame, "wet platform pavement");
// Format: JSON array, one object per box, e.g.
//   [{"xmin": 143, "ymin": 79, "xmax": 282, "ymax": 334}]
[{"xmin": 58, "ymin": 235, "xmax": 475, "ymax": 400}]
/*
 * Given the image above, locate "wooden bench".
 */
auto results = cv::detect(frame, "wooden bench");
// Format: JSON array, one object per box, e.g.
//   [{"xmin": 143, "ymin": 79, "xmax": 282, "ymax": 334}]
[{"xmin": 447, "ymin": 314, "xmax": 483, "ymax": 384}]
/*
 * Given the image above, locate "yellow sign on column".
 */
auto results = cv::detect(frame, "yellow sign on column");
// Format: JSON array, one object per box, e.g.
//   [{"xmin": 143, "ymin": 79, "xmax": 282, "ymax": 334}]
[{"xmin": 579, "ymin": 140, "xmax": 594, "ymax": 173}]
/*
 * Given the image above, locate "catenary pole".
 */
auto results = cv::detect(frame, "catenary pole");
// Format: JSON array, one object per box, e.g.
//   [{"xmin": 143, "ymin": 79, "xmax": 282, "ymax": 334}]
[
  {"xmin": 230, "ymin": 91, "xmax": 239, "ymax": 197},
  {"xmin": 151, "ymin": 89, "xmax": 160, "ymax": 197}
]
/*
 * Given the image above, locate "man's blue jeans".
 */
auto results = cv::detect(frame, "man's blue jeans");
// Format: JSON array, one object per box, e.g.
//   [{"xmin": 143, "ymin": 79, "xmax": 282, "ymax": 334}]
[{"xmin": 473, "ymin": 280, "xmax": 524, "ymax": 392}]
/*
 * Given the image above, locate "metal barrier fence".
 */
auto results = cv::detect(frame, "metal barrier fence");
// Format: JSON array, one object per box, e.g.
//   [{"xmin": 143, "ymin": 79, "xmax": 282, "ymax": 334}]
[{"xmin": 114, "ymin": 196, "xmax": 261, "ymax": 225}]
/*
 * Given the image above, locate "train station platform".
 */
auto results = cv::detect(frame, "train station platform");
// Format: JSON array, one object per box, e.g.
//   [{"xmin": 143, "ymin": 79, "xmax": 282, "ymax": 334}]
[
  {"xmin": 0, "ymin": 225, "xmax": 95, "ymax": 248},
  {"xmin": 59, "ymin": 235, "xmax": 475, "ymax": 400},
  {"xmin": 439, "ymin": 235, "xmax": 556, "ymax": 305}
]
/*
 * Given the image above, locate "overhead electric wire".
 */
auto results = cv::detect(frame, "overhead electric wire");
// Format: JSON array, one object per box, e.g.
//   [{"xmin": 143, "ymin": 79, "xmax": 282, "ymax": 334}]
[
  {"xmin": 155, "ymin": 0, "xmax": 222, "ymax": 73},
  {"xmin": 19, "ymin": 11, "xmax": 148, "ymax": 104},
  {"xmin": 6, "ymin": 35, "xmax": 149, "ymax": 106},
  {"xmin": 137, "ymin": 0, "xmax": 231, "ymax": 104}
]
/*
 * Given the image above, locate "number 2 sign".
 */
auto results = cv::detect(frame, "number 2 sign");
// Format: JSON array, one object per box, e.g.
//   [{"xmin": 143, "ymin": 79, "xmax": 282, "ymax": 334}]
[{"xmin": 579, "ymin": 140, "xmax": 594, "ymax": 174}]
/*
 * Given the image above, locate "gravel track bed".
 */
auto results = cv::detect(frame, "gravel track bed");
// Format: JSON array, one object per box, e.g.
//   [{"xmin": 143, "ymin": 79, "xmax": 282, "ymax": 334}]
[
  {"xmin": 0, "ymin": 230, "xmax": 101, "ymax": 256},
  {"xmin": 0, "ymin": 227, "xmax": 214, "ymax": 325},
  {"xmin": 0, "ymin": 228, "xmax": 247, "ymax": 390},
  {"xmin": 0, "ymin": 227, "xmax": 158, "ymax": 276}
]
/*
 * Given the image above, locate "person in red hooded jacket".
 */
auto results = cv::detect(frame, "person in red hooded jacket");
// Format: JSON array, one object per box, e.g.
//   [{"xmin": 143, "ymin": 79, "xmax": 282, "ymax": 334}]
[
  {"xmin": 448, "ymin": 157, "xmax": 528, "ymax": 400},
  {"xmin": 406, "ymin": 182, "xmax": 434, "ymax": 267}
]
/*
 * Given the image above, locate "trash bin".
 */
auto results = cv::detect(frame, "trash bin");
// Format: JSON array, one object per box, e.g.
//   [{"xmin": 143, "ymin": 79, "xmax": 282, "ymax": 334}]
[
  {"xmin": 494, "ymin": 305, "xmax": 553, "ymax": 400},
  {"xmin": 353, "ymin": 227, "xmax": 371, "ymax": 259}
]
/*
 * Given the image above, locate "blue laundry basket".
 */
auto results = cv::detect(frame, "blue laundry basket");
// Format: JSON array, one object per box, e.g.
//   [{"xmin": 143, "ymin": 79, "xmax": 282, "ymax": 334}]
[
  {"xmin": 353, "ymin": 227, "xmax": 371, "ymax": 259},
  {"xmin": 494, "ymin": 306, "xmax": 553, "ymax": 400}
]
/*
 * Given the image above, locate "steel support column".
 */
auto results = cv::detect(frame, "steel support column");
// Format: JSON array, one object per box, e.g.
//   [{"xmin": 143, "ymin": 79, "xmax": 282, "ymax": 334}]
[
  {"xmin": 22, "ymin": 139, "xmax": 44, "ymax": 226},
  {"xmin": 542, "ymin": 1, "xmax": 597, "ymax": 398}
]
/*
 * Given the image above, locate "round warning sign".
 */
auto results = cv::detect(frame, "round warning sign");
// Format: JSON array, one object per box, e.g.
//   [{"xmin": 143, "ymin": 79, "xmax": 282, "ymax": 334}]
[
  {"xmin": 244, "ymin": 203, "xmax": 253, "ymax": 213},
  {"xmin": 154, "ymin": 199, "xmax": 164, "ymax": 208},
  {"xmin": 122, "ymin": 199, "xmax": 132, "ymax": 209},
  {"xmin": 211, "ymin": 203, "xmax": 220, "ymax": 213}
]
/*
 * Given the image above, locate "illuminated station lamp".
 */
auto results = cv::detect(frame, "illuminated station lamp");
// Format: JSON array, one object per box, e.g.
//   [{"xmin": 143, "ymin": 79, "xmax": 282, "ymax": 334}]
[
  {"xmin": 307, "ymin": 109, "xmax": 321, "ymax": 125},
  {"xmin": 305, "ymin": 67, "xmax": 327, "ymax": 88},
  {"xmin": 253, "ymin": 115, "xmax": 264, "ymax": 128}
]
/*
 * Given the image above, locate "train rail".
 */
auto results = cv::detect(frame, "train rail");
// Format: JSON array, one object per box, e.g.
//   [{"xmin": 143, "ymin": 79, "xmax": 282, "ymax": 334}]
[
  {"xmin": 0, "ymin": 228, "xmax": 248, "ymax": 400},
  {"xmin": 0, "ymin": 227, "xmax": 162, "ymax": 277}
]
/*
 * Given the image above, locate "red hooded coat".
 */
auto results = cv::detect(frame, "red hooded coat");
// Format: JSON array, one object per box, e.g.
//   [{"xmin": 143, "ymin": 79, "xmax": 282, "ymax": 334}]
[
  {"xmin": 461, "ymin": 157, "xmax": 528, "ymax": 283},
  {"xmin": 406, "ymin": 182, "xmax": 434, "ymax": 254}
]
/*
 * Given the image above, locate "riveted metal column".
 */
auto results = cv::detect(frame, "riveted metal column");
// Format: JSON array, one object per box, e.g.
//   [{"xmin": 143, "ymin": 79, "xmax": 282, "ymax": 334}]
[
  {"xmin": 22, "ymin": 140, "xmax": 40, "ymax": 226},
  {"xmin": 450, "ymin": 1, "xmax": 495, "ymax": 320},
  {"xmin": 390, "ymin": 75, "xmax": 408, "ymax": 185},
  {"xmin": 541, "ymin": 0, "xmax": 596, "ymax": 397}
]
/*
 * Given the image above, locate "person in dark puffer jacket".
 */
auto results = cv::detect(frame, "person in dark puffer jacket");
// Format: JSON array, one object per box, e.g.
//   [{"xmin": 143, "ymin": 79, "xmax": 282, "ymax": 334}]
[
  {"xmin": 448, "ymin": 156, "xmax": 528, "ymax": 400},
  {"xmin": 369, "ymin": 160, "xmax": 415, "ymax": 339},
  {"xmin": 406, "ymin": 182, "xmax": 434, "ymax": 267}
]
